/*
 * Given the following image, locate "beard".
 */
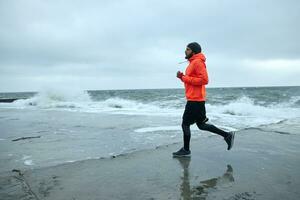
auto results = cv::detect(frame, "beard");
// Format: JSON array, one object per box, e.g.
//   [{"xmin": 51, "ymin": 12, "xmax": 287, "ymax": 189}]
[{"xmin": 185, "ymin": 52, "xmax": 193, "ymax": 59}]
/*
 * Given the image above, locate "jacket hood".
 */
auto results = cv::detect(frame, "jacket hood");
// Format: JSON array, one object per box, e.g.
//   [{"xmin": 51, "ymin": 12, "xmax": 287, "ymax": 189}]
[{"xmin": 189, "ymin": 53, "xmax": 206, "ymax": 62}]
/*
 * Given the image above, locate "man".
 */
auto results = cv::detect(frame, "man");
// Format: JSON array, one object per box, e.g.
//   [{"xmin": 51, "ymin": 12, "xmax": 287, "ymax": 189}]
[{"xmin": 173, "ymin": 42, "xmax": 235, "ymax": 157}]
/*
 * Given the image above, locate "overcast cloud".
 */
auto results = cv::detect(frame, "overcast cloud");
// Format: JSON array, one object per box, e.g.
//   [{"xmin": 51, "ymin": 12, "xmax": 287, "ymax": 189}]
[{"xmin": 0, "ymin": 0, "xmax": 299, "ymax": 92}]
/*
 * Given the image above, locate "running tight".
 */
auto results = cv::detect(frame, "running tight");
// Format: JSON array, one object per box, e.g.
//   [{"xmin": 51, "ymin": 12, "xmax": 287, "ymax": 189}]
[{"xmin": 182, "ymin": 122, "xmax": 229, "ymax": 151}]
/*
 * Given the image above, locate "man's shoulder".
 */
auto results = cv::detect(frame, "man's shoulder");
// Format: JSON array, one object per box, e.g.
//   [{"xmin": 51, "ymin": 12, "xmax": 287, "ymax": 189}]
[{"xmin": 190, "ymin": 59, "xmax": 205, "ymax": 67}]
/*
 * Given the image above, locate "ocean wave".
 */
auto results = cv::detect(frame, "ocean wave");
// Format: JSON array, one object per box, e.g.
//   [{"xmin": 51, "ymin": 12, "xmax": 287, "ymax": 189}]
[
  {"xmin": 206, "ymin": 96, "xmax": 300, "ymax": 129},
  {"xmin": 84, "ymin": 97, "xmax": 181, "ymax": 116},
  {"xmin": 289, "ymin": 96, "xmax": 300, "ymax": 107},
  {"xmin": 2, "ymin": 90, "xmax": 300, "ymax": 129},
  {"xmin": 7, "ymin": 89, "xmax": 180, "ymax": 116},
  {"xmin": 12, "ymin": 88, "xmax": 91, "ymax": 109},
  {"xmin": 208, "ymin": 96, "xmax": 279, "ymax": 117}
]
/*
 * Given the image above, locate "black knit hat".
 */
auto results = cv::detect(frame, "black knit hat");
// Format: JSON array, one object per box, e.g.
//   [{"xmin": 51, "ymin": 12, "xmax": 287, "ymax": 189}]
[{"xmin": 187, "ymin": 42, "xmax": 202, "ymax": 54}]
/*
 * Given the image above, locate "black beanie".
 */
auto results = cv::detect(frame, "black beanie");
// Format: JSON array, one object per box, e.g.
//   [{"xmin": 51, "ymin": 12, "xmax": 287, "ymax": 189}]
[{"xmin": 187, "ymin": 42, "xmax": 202, "ymax": 54}]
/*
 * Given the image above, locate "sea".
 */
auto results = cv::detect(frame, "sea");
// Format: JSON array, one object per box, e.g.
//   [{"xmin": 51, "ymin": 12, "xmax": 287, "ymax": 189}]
[{"xmin": 0, "ymin": 86, "xmax": 299, "ymax": 172}]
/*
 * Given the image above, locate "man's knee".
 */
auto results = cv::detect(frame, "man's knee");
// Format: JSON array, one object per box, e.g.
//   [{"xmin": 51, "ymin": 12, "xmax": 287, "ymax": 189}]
[
  {"xmin": 181, "ymin": 123, "xmax": 191, "ymax": 136},
  {"xmin": 196, "ymin": 122, "xmax": 209, "ymax": 130},
  {"xmin": 196, "ymin": 122, "xmax": 204, "ymax": 130},
  {"xmin": 196, "ymin": 117, "xmax": 209, "ymax": 130}
]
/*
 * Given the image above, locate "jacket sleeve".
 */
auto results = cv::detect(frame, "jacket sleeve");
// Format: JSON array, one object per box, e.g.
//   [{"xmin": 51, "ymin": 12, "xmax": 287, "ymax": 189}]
[{"xmin": 181, "ymin": 61, "xmax": 209, "ymax": 86}]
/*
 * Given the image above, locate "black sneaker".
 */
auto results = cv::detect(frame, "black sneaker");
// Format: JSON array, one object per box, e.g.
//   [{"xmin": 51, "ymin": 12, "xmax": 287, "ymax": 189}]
[
  {"xmin": 225, "ymin": 132, "xmax": 235, "ymax": 150},
  {"xmin": 172, "ymin": 147, "xmax": 191, "ymax": 157}
]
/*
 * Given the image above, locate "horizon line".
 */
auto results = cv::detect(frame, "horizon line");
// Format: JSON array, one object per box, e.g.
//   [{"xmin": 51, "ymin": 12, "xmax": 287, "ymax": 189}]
[{"xmin": 0, "ymin": 85, "xmax": 299, "ymax": 94}]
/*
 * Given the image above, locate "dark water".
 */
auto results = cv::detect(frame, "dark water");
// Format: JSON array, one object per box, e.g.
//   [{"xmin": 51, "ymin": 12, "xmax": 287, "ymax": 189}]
[{"xmin": 86, "ymin": 86, "xmax": 300, "ymax": 107}]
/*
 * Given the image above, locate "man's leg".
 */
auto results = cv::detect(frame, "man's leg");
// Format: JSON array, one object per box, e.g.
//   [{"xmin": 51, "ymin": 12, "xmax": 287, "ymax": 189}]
[
  {"xmin": 182, "ymin": 123, "xmax": 191, "ymax": 151},
  {"xmin": 173, "ymin": 122, "xmax": 192, "ymax": 157},
  {"xmin": 182, "ymin": 101, "xmax": 194, "ymax": 151},
  {"xmin": 196, "ymin": 120, "xmax": 235, "ymax": 150},
  {"xmin": 173, "ymin": 102, "xmax": 193, "ymax": 157},
  {"xmin": 196, "ymin": 121, "xmax": 228, "ymax": 138}
]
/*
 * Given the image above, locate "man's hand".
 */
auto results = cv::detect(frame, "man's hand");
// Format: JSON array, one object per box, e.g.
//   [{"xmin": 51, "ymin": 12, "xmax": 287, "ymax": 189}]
[{"xmin": 177, "ymin": 71, "xmax": 184, "ymax": 79}]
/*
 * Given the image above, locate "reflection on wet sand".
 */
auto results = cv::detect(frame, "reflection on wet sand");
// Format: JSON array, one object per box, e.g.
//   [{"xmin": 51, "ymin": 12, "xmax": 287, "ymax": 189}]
[{"xmin": 175, "ymin": 157, "xmax": 234, "ymax": 200}]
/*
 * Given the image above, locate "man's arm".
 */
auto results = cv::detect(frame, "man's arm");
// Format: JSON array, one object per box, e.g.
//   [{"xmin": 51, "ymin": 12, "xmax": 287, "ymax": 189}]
[{"xmin": 181, "ymin": 62, "xmax": 208, "ymax": 86}]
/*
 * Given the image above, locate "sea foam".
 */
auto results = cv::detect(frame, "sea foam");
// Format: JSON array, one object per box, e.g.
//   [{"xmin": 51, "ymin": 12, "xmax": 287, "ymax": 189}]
[{"xmin": 3, "ymin": 89, "xmax": 300, "ymax": 129}]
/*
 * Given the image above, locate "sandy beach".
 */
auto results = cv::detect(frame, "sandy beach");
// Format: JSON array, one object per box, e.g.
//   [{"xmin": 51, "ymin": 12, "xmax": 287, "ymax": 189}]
[{"xmin": 1, "ymin": 120, "xmax": 300, "ymax": 200}]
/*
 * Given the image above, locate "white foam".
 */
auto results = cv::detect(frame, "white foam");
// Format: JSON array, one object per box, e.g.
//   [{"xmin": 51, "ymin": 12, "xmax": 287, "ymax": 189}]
[
  {"xmin": 206, "ymin": 96, "xmax": 300, "ymax": 129},
  {"xmin": 21, "ymin": 155, "xmax": 34, "ymax": 166},
  {"xmin": 24, "ymin": 160, "xmax": 34, "ymax": 166},
  {"xmin": 289, "ymin": 96, "xmax": 300, "ymax": 106},
  {"xmin": 79, "ymin": 98, "xmax": 180, "ymax": 117},
  {"xmin": 66, "ymin": 160, "xmax": 76, "ymax": 163},
  {"xmin": 134, "ymin": 126, "xmax": 181, "ymax": 133},
  {"xmin": 7, "ymin": 90, "xmax": 180, "ymax": 116},
  {"xmin": 12, "ymin": 88, "xmax": 92, "ymax": 109},
  {"xmin": 0, "ymin": 138, "xmax": 6, "ymax": 141},
  {"xmin": 3, "ymin": 91, "xmax": 300, "ymax": 130},
  {"xmin": 22, "ymin": 155, "xmax": 32, "ymax": 160}
]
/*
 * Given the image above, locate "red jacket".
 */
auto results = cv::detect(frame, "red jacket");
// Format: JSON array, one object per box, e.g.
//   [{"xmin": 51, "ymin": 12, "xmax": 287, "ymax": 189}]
[{"xmin": 180, "ymin": 53, "xmax": 209, "ymax": 101}]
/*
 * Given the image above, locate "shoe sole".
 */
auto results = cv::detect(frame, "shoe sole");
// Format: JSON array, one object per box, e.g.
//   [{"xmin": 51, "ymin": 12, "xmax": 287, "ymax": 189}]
[
  {"xmin": 172, "ymin": 154, "xmax": 191, "ymax": 157},
  {"xmin": 228, "ymin": 132, "xmax": 235, "ymax": 150},
  {"xmin": 172, "ymin": 153, "xmax": 191, "ymax": 157}
]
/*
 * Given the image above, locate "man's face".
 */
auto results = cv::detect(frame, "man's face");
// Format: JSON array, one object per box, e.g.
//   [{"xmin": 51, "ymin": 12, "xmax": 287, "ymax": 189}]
[{"xmin": 185, "ymin": 47, "xmax": 193, "ymax": 59}]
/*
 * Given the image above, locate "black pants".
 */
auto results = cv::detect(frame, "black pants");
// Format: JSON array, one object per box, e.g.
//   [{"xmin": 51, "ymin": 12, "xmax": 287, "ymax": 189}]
[{"xmin": 182, "ymin": 101, "xmax": 229, "ymax": 151}]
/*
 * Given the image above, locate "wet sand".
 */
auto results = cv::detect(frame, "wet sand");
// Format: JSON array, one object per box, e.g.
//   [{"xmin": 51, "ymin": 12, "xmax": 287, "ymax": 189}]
[{"xmin": 1, "ymin": 127, "xmax": 300, "ymax": 200}]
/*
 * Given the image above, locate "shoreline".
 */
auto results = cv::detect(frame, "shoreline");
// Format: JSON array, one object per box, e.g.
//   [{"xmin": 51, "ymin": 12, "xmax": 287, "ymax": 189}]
[{"xmin": 0, "ymin": 85, "xmax": 299, "ymax": 94}]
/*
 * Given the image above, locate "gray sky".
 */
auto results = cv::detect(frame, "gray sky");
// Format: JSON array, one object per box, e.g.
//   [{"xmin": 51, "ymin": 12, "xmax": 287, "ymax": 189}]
[{"xmin": 1, "ymin": 0, "xmax": 299, "ymax": 92}]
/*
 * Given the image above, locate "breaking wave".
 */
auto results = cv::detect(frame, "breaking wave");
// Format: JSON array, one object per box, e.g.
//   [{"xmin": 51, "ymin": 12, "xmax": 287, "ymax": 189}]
[{"xmin": 2, "ymin": 90, "xmax": 300, "ymax": 129}]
